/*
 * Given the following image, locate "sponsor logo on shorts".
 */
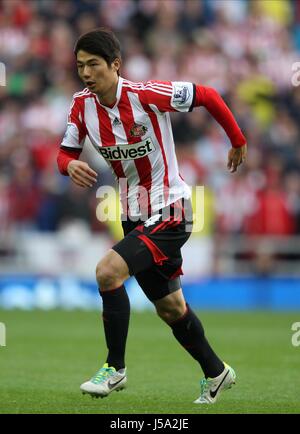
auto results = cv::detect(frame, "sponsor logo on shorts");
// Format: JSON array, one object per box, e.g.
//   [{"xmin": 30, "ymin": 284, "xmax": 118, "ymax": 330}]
[
  {"xmin": 98, "ymin": 138, "xmax": 155, "ymax": 161},
  {"xmin": 144, "ymin": 214, "xmax": 161, "ymax": 227}
]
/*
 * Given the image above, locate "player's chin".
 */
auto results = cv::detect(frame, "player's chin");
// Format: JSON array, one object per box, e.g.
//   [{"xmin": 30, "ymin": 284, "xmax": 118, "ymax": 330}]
[{"xmin": 87, "ymin": 83, "xmax": 97, "ymax": 92}]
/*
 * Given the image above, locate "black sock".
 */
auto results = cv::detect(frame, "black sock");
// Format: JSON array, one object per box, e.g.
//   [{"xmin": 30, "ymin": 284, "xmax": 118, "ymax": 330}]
[
  {"xmin": 100, "ymin": 285, "xmax": 130, "ymax": 371},
  {"xmin": 169, "ymin": 304, "xmax": 224, "ymax": 378}
]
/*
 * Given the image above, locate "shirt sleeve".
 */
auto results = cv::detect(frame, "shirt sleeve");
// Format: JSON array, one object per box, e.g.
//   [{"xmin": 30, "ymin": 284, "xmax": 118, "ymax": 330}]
[
  {"xmin": 60, "ymin": 96, "xmax": 87, "ymax": 150},
  {"xmin": 57, "ymin": 147, "xmax": 81, "ymax": 176},
  {"xmin": 57, "ymin": 96, "xmax": 86, "ymax": 175},
  {"xmin": 140, "ymin": 81, "xmax": 195, "ymax": 113},
  {"xmin": 194, "ymin": 85, "xmax": 246, "ymax": 148}
]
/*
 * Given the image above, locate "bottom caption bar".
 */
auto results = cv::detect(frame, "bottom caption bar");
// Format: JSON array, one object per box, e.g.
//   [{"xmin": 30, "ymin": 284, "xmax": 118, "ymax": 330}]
[{"xmin": 102, "ymin": 415, "xmax": 202, "ymax": 431}]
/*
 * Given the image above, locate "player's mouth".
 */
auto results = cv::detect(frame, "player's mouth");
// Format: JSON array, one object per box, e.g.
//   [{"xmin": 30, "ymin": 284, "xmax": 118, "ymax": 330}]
[{"xmin": 86, "ymin": 81, "xmax": 96, "ymax": 89}]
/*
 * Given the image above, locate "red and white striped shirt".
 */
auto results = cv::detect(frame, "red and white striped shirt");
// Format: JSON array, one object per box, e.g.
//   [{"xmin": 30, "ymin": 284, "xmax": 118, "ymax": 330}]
[{"xmin": 58, "ymin": 77, "xmax": 246, "ymax": 217}]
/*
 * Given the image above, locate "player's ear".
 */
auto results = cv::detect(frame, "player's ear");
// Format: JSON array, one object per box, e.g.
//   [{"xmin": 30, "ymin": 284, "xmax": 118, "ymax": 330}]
[{"xmin": 112, "ymin": 58, "xmax": 121, "ymax": 74}]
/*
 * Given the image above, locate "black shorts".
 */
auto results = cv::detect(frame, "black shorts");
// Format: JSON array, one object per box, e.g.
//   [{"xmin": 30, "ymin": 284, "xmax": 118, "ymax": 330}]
[{"xmin": 112, "ymin": 198, "xmax": 193, "ymax": 302}]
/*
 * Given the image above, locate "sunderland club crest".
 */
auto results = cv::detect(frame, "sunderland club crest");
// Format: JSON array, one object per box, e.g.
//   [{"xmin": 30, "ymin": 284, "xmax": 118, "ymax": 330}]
[{"xmin": 130, "ymin": 123, "xmax": 148, "ymax": 137}]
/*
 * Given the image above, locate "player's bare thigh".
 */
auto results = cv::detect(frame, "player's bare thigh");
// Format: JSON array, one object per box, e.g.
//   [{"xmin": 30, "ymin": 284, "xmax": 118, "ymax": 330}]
[
  {"xmin": 154, "ymin": 289, "xmax": 187, "ymax": 324},
  {"xmin": 96, "ymin": 249, "xmax": 130, "ymax": 291}
]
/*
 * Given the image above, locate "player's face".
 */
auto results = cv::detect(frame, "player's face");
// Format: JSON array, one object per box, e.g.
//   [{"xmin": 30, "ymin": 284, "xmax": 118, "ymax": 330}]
[{"xmin": 76, "ymin": 50, "xmax": 120, "ymax": 95}]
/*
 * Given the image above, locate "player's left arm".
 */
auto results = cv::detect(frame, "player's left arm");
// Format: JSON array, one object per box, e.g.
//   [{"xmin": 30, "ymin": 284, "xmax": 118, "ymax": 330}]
[
  {"xmin": 142, "ymin": 81, "xmax": 247, "ymax": 173},
  {"xmin": 194, "ymin": 85, "xmax": 247, "ymax": 173}
]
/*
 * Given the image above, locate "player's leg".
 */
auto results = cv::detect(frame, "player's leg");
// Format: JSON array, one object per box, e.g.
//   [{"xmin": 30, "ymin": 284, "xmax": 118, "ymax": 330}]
[
  {"xmin": 98, "ymin": 224, "xmax": 165, "ymax": 372},
  {"xmin": 156, "ymin": 290, "xmax": 236, "ymax": 404},
  {"xmin": 136, "ymin": 272, "xmax": 236, "ymax": 404},
  {"xmin": 81, "ymin": 220, "xmax": 157, "ymax": 398},
  {"xmin": 142, "ymin": 284, "xmax": 225, "ymax": 378},
  {"xmin": 96, "ymin": 248, "xmax": 130, "ymax": 291},
  {"xmin": 80, "ymin": 249, "xmax": 130, "ymax": 397},
  {"xmin": 96, "ymin": 249, "xmax": 131, "ymax": 371}
]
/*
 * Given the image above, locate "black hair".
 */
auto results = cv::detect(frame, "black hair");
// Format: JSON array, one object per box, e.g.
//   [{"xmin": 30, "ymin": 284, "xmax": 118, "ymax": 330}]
[{"xmin": 74, "ymin": 28, "xmax": 121, "ymax": 67}]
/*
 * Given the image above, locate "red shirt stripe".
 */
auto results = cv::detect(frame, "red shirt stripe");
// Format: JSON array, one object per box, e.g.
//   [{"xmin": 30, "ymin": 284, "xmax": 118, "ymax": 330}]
[
  {"xmin": 139, "ymin": 97, "xmax": 170, "ymax": 204},
  {"xmin": 119, "ymin": 90, "xmax": 153, "ymax": 215}
]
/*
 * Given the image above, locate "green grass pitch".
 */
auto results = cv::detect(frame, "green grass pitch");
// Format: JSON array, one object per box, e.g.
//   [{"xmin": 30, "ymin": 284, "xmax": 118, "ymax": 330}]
[{"xmin": 0, "ymin": 309, "xmax": 299, "ymax": 414}]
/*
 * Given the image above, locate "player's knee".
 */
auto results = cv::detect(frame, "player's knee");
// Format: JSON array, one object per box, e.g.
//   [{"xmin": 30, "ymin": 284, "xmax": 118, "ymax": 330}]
[
  {"xmin": 96, "ymin": 261, "xmax": 122, "ymax": 291},
  {"xmin": 156, "ymin": 303, "xmax": 186, "ymax": 324}
]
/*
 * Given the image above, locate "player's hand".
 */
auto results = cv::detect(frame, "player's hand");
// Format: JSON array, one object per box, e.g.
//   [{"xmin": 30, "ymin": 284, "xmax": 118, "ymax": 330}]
[
  {"xmin": 67, "ymin": 160, "xmax": 98, "ymax": 188},
  {"xmin": 227, "ymin": 143, "xmax": 247, "ymax": 173}
]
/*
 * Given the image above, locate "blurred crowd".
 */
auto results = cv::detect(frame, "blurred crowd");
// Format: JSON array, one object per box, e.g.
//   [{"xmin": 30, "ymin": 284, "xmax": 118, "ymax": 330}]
[{"xmin": 1, "ymin": 0, "xmax": 300, "ymax": 246}]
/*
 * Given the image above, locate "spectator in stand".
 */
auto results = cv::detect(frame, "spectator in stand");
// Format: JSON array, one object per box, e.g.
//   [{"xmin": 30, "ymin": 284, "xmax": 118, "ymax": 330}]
[
  {"xmin": 244, "ymin": 156, "xmax": 296, "ymax": 236},
  {"xmin": 0, "ymin": 0, "xmax": 299, "ymax": 249}
]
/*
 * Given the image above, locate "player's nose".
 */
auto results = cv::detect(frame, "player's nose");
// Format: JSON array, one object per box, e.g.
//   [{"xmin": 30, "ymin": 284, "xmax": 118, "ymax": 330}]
[{"xmin": 82, "ymin": 66, "xmax": 91, "ymax": 79}]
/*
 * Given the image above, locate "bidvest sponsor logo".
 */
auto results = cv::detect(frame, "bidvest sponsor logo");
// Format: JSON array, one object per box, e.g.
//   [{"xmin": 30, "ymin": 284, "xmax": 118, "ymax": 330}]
[{"xmin": 99, "ymin": 138, "xmax": 155, "ymax": 161}]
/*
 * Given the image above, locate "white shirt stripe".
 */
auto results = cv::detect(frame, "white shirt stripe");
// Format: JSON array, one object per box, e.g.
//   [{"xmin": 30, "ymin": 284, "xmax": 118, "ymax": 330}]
[{"xmin": 84, "ymin": 97, "xmax": 103, "ymax": 149}]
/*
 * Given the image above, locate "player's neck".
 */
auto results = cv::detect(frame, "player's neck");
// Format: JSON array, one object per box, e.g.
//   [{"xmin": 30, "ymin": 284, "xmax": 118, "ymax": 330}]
[{"xmin": 97, "ymin": 76, "xmax": 119, "ymax": 107}]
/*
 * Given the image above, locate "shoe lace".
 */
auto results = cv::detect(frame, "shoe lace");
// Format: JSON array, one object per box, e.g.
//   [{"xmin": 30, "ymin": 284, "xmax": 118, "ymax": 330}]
[
  {"xmin": 91, "ymin": 366, "xmax": 115, "ymax": 384},
  {"xmin": 200, "ymin": 378, "xmax": 213, "ymax": 396}
]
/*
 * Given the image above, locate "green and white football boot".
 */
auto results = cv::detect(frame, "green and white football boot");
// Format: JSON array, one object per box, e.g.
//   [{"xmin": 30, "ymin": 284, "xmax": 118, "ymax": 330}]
[
  {"xmin": 194, "ymin": 362, "xmax": 236, "ymax": 404},
  {"xmin": 80, "ymin": 363, "xmax": 127, "ymax": 398}
]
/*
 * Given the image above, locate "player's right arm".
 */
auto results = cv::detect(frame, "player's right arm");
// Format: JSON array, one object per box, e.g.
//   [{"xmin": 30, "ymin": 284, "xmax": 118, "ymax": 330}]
[{"xmin": 57, "ymin": 96, "xmax": 98, "ymax": 188}]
